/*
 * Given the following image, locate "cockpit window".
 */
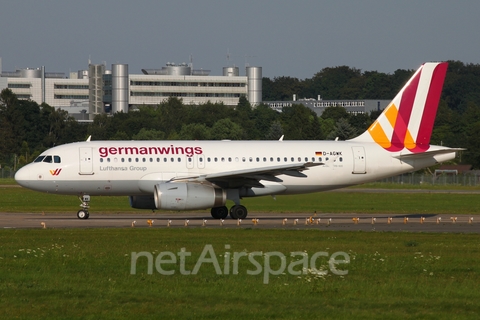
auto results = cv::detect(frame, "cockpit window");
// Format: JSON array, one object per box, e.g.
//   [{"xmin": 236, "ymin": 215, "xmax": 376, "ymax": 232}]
[
  {"xmin": 43, "ymin": 155, "xmax": 53, "ymax": 163},
  {"xmin": 34, "ymin": 156, "xmax": 45, "ymax": 163},
  {"xmin": 54, "ymin": 156, "xmax": 61, "ymax": 163}
]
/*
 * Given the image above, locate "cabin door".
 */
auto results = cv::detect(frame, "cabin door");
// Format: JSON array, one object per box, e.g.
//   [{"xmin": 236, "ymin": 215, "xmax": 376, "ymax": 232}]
[
  {"xmin": 79, "ymin": 147, "xmax": 94, "ymax": 175},
  {"xmin": 352, "ymin": 146, "xmax": 366, "ymax": 174}
]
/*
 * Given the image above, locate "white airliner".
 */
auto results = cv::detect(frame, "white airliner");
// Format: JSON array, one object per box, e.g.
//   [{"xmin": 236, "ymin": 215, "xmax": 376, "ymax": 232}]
[{"xmin": 15, "ymin": 62, "xmax": 461, "ymax": 220}]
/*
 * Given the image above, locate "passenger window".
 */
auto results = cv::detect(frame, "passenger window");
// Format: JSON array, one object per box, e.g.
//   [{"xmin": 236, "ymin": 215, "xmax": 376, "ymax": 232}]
[
  {"xmin": 256, "ymin": 157, "xmax": 260, "ymax": 162},
  {"xmin": 54, "ymin": 156, "xmax": 61, "ymax": 163},
  {"xmin": 291, "ymin": 157, "xmax": 294, "ymax": 162},
  {"xmin": 242, "ymin": 157, "xmax": 246, "ymax": 162},
  {"xmin": 277, "ymin": 157, "xmax": 280, "ymax": 162},
  {"xmin": 107, "ymin": 158, "xmax": 111, "ymax": 163},
  {"xmin": 178, "ymin": 158, "xmax": 181, "ymax": 162},
  {"xmin": 284, "ymin": 157, "xmax": 287, "ymax": 162},
  {"xmin": 263, "ymin": 157, "xmax": 267, "ymax": 162},
  {"xmin": 100, "ymin": 158, "xmax": 104, "ymax": 163}
]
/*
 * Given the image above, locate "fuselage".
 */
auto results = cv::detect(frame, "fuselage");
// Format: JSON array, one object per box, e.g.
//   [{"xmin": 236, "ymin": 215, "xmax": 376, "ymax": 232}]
[{"xmin": 14, "ymin": 139, "xmax": 456, "ymax": 197}]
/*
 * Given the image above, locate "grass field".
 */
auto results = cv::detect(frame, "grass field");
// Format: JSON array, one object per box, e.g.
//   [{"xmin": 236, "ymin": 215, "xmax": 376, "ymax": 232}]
[
  {"xmin": 0, "ymin": 229, "xmax": 479, "ymax": 319},
  {"xmin": 2, "ymin": 182, "xmax": 480, "ymax": 215},
  {"xmin": 1, "ymin": 179, "xmax": 480, "ymax": 318}
]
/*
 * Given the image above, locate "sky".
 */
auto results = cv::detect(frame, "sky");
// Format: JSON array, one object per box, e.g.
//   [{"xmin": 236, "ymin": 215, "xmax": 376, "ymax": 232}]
[{"xmin": 1, "ymin": 1, "xmax": 479, "ymax": 79}]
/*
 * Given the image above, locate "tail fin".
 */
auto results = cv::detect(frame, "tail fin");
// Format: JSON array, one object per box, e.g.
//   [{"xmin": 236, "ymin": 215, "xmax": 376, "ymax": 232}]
[{"xmin": 353, "ymin": 62, "xmax": 448, "ymax": 153}]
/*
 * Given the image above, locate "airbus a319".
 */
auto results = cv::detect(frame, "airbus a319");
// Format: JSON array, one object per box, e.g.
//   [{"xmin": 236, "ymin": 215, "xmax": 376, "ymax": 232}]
[{"xmin": 15, "ymin": 62, "xmax": 461, "ymax": 219}]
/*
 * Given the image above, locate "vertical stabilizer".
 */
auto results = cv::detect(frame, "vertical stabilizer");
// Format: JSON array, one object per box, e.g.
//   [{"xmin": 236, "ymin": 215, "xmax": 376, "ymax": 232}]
[{"xmin": 352, "ymin": 62, "xmax": 448, "ymax": 153}]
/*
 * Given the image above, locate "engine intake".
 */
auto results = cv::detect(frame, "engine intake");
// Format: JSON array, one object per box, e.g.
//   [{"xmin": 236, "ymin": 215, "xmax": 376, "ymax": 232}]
[
  {"xmin": 154, "ymin": 183, "xmax": 226, "ymax": 210},
  {"xmin": 129, "ymin": 195, "xmax": 156, "ymax": 209}
]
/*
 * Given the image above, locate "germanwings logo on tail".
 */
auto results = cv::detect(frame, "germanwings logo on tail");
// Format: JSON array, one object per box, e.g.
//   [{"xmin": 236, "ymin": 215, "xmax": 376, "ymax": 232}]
[
  {"xmin": 367, "ymin": 62, "xmax": 448, "ymax": 153},
  {"xmin": 50, "ymin": 169, "xmax": 62, "ymax": 176}
]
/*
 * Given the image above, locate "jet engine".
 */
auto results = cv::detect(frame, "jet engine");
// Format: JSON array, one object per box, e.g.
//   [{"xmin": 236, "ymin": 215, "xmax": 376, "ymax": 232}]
[
  {"xmin": 129, "ymin": 195, "xmax": 156, "ymax": 209},
  {"xmin": 154, "ymin": 182, "xmax": 226, "ymax": 210}
]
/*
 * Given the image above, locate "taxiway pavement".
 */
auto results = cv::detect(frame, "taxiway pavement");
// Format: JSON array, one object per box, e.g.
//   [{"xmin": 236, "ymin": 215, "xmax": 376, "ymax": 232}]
[{"xmin": 0, "ymin": 212, "xmax": 477, "ymax": 233}]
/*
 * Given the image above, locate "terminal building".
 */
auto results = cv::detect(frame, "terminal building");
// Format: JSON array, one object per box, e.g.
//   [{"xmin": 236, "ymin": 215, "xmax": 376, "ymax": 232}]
[
  {"xmin": 0, "ymin": 57, "xmax": 387, "ymax": 120},
  {"xmin": 265, "ymin": 97, "xmax": 390, "ymax": 116},
  {"xmin": 0, "ymin": 57, "xmax": 261, "ymax": 121}
]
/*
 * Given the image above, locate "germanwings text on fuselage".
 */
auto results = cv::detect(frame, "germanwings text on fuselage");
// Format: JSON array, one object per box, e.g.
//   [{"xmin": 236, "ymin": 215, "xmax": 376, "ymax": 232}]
[{"xmin": 98, "ymin": 145, "xmax": 203, "ymax": 158}]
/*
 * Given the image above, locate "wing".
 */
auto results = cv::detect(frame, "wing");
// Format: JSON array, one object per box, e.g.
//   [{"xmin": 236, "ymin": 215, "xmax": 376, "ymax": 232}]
[{"xmin": 171, "ymin": 162, "xmax": 323, "ymax": 188}]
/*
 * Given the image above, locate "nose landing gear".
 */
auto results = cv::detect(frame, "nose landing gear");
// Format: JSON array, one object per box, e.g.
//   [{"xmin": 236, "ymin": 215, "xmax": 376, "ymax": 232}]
[{"xmin": 77, "ymin": 195, "xmax": 90, "ymax": 219}]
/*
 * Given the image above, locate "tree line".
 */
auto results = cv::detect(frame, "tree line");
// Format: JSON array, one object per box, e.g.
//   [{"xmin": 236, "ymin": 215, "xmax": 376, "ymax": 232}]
[{"xmin": 1, "ymin": 60, "xmax": 480, "ymax": 170}]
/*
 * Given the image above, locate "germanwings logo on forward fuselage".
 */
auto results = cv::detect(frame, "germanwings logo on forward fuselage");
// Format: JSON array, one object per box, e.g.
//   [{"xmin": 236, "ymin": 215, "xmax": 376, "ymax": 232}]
[
  {"xmin": 98, "ymin": 145, "xmax": 203, "ymax": 158},
  {"xmin": 367, "ymin": 62, "xmax": 448, "ymax": 153},
  {"xmin": 50, "ymin": 169, "xmax": 62, "ymax": 176}
]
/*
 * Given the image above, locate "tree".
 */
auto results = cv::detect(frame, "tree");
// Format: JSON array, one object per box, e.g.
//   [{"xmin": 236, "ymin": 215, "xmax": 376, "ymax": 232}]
[
  {"xmin": 281, "ymin": 104, "xmax": 319, "ymax": 140},
  {"xmin": 326, "ymin": 118, "xmax": 358, "ymax": 140},
  {"xmin": 321, "ymin": 106, "xmax": 349, "ymax": 122},
  {"xmin": 211, "ymin": 118, "xmax": 244, "ymax": 140},
  {"xmin": 178, "ymin": 124, "xmax": 211, "ymax": 140},
  {"xmin": 265, "ymin": 120, "xmax": 284, "ymax": 140},
  {"xmin": 0, "ymin": 89, "xmax": 25, "ymax": 157},
  {"xmin": 132, "ymin": 128, "xmax": 165, "ymax": 140}
]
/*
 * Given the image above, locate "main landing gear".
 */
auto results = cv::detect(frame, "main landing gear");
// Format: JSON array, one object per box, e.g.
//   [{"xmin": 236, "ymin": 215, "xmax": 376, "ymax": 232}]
[
  {"xmin": 77, "ymin": 195, "xmax": 90, "ymax": 219},
  {"xmin": 210, "ymin": 205, "xmax": 248, "ymax": 220}
]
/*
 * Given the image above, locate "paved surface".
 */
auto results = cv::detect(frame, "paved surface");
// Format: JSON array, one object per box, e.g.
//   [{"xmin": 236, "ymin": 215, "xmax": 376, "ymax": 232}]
[{"xmin": 0, "ymin": 212, "xmax": 477, "ymax": 233}]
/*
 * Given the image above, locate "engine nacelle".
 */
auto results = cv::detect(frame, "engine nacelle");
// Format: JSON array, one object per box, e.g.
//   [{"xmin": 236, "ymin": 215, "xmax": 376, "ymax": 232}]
[
  {"xmin": 154, "ymin": 183, "xmax": 226, "ymax": 210},
  {"xmin": 129, "ymin": 195, "xmax": 156, "ymax": 209}
]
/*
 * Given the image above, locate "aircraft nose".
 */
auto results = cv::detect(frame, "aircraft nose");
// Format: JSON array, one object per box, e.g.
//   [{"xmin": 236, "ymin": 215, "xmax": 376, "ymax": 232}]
[{"xmin": 14, "ymin": 166, "xmax": 31, "ymax": 188}]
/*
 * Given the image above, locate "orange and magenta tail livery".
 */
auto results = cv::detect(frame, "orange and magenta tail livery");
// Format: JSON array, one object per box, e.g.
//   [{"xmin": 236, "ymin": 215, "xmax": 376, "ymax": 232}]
[{"xmin": 356, "ymin": 62, "xmax": 448, "ymax": 152}]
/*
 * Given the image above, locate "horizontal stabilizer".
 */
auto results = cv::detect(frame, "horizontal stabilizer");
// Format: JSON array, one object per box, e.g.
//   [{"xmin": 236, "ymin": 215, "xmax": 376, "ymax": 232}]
[{"xmin": 393, "ymin": 148, "xmax": 465, "ymax": 160}]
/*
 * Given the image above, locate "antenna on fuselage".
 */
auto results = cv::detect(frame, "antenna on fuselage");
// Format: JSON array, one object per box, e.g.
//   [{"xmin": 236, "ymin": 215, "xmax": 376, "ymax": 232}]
[
  {"xmin": 278, "ymin": 135, "xmax": 284, "ymax": 141},
  {"xmin": 86, "ymin": 135, "xmax": 92, "ymax": 142}
]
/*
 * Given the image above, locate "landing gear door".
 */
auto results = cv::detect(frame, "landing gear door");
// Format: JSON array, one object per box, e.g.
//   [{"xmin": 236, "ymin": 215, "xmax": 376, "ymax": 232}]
[
  {"xmin": 79, "ymin": 147, "xmax": 94, "ymax": 175},
  {"xmin": 352, "ymin": 146, "xmax": 366, "ymax": 174}
]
